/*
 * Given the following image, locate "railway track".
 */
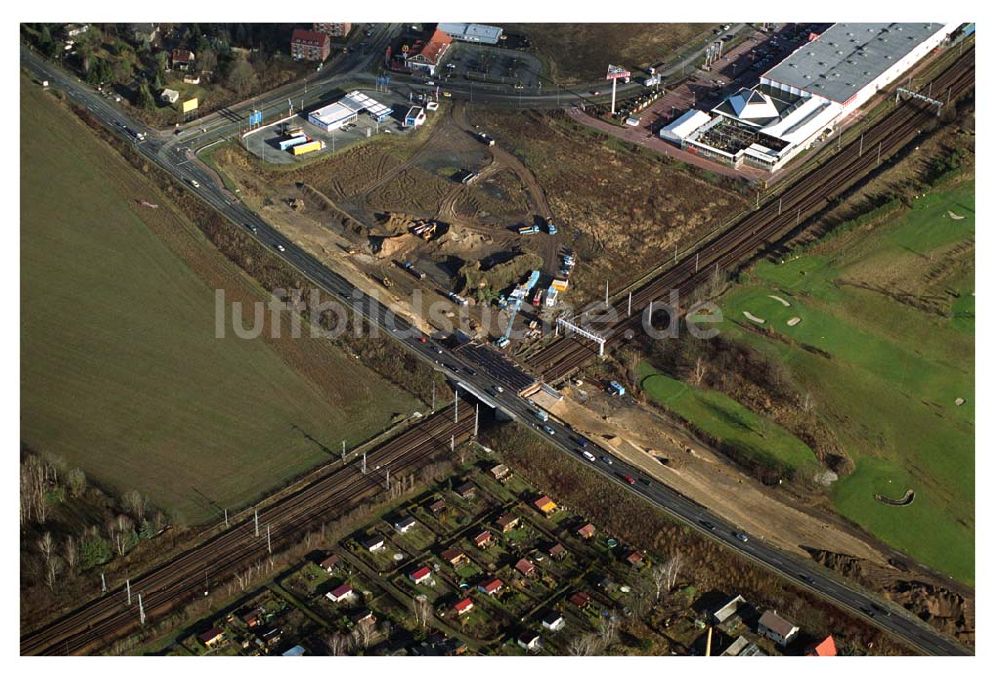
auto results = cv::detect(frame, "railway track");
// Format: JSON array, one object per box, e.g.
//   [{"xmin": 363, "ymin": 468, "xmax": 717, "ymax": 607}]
[
  {"xmin": 528, "ymin": 48, "xmax": 975, "ymax": 381},
  {"xmin": 21, "ymin": 404, "xmax": 476, "ymax": 656}
]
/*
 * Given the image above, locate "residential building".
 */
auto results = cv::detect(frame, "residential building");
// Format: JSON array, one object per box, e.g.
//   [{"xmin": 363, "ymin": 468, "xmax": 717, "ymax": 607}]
[
  {"xmin": 319, "ymin": 553, "xmax": 340, "ymax": 574},
  {"xmin": 409, "ymin": 565, "xmax": 433, "ymax": 585},
  {"xmin": 496, "ymin": 513, "xmax": 520, "ymax": 533},
  {"xmin": 129, "ymin": 23, "xmax": 159, "ymax": 45},
  {"xmin": 160, "ymin": 88, "xmax": 180, "ymax": 105},
  {"xmin": 517, "ymin": 631, "xmax": 542, "ymax": 652},
  {"xmin": 291, "ymin": 28, "xmax": 331, "ymax": 62},
  {"xmin": 394, "ymin": 515, "xmax": 417, "ymax": 534},
  {"xmin": 721, "ymin": 635, "xmax": 765, "ymax": 656},
  {"xmin": 478, "ymin": 577, "xmax": 504, "ymax": 596},
  {"xmin": 533, "ymin": 495, "xmax": 558, "ymax": 515},
  {"xmin": 170, "ymin": 49, "xmax": 195, "ymax": 71},
  {"xmin": 198, "ymin": 627, "xmax": 225, "ymax": 648},
  {"xmin": 490, "ymin": 464, "xmax": 511, "ymax": 482},
  {"xmin": 577, "ymin": 523, "xmax": 596, "ymax": 540},
  {"xmin": 362, "ymin": 535, "xmax": 385, "ymax": 552},
  {"xmin": 712, "ymin": 594, "xmax": 746, "ymax": 625},
  {"xmin": 542, "ymin": 611, "xmax": 565, "ymax": 632},
  {"xmin": 404, "ymin": 106, "xmax": 426, "ymax": 128},
  {"xmin": 454, "ymin": 597, "xmax": 475, "ymax": 616},
  {"xmin": 454, "ymin": 480, "xmax": 477, "ymax": 499},
  {"xmin": 441, "ymin": 548, "xmax": 468, "ymax": 567},
  {"xmin": 326, "ymin": 583, "xmax": 355, "ymax": 603},
  {"xmin": 625, "ymin": 550, "xmax": 644, "ymax": 567},
  {"xmin": 758, "ymin": 610, "xmax": 800, "ymax": 647},
  {"xmin": 313, "ymin": 23, "xmax": 352, "ymax": 38},
  {"xmin": 474, "ymin": 530, "xmax": 493, "ymax": 548},
  {"xmin": 547, "ymin": 542, "xmax": 566, "ymax": 559},
  {"xmin": 514, "ymin": 558, "xmax": 536, "ymax": 577},
  {"xmin": 568, "ymin": 591, "xmax": 591, "ymax": 609},
  {"xmin": 429, "ymin": 498, "xmax": 447, "ymax": 514},
  {"xmin": 807, "ymin": 635, "xmax": 838, "ymax": 656}
]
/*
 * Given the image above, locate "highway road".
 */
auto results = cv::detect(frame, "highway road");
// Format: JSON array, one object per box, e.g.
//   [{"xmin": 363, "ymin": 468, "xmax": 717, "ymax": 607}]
[{"xmin": 19, "ymin": 45, "xmax": 971, "ymax": 656}]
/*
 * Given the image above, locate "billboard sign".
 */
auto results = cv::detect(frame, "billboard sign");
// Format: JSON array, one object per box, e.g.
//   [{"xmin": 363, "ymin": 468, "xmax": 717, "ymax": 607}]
[
  {"xmin": 607, "ymin": 65, "xmax": 631, "ymax": 80},
  {"xmin": 181, "ymin": 98, "xmax": 199, "ymax": 113}
]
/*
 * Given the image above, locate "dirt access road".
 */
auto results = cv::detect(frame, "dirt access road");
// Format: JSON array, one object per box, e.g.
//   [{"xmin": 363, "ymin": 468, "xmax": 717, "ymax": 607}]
[{"xmin": 531, "ymin": 383, "xmax": 891, "ymax": 566}]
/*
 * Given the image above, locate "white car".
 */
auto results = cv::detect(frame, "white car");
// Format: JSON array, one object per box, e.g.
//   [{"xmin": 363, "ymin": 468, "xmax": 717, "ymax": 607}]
[
  {"xmin": 275, "ymin": 244, "xmax": 286, "ymax": 252},
  {"xmin": 426, "ymin": 101, "xmax": 440, "ymax": 111},
  {"xmin": 425, "ymin": 80, "xmax": 435, "ymax": 86},
  {"xmin": 189, "ymin": 179, "xmax": 200, "ymax": 188},
  {"xmin": 442, "ymin": 91, "xmax": 452, "ymax": 98}
]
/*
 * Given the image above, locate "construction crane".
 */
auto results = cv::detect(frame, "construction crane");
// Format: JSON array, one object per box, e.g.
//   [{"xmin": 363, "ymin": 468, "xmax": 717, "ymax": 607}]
[{"xmin": 495, "ymin": 270, "xmax": 539, "ymax": 349}]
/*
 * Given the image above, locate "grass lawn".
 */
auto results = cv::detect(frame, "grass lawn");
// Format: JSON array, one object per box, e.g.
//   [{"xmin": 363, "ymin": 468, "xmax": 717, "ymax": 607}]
[
  {"xmin": 637, "ymin": 362, "xmax": 819, "ymax": 475},
  {"xmin": 719, "ymin": 179, "xmax": 974, "ymax": 584},
  {"xmin": 20, "ymin": 79, "xmax": 419, "ymax": 524}
]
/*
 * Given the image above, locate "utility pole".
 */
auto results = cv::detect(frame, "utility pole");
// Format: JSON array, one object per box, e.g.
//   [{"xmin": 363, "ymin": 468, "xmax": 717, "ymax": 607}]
[
  {"xmin": 796, "ymin": 208, "xmax": 802, "ymax": 226},
  {"xmin": 859, "ymin": 132, "xmax": 864, "ymax": 158},
  {"xmin": 627, "ymin": 291, "xmax": 632, "ymax": 317},
  {"xmin": 342, "ymin": 440, "xmax": 346, "ymax": 463},
  {"xmin": 695, "ymin": 251, "xmax": 699, "ymax": 273},
  {"xmin": 101, "ymin": 573, "xmax": 107, "ymax": 595},
  {"xmin": 362, "ymin": 452, "xmax": 367, "ymax": 475},
  {"xmin": 431, "ymin": 382, "xmax": 436, "ymax": 412},
  {"xmin": 647, "ymin": 301, "xmax": 653, "ymax": 324},
  {"xmin": 224, "ymin": 508, "xmax": 229, "ymax": 529},
  {"xmin": 138, "ymin": 593, "xmax": 146, "ymax": 625},
  {"xmin": 267, "ymin": 524, "xmax": 272, "ymax": 555},
  {"xmin": 474, "ymin": 403, "xmax": 479, "ymax": 437},
  {"xmin": 126, "ymin": 578, "xmax": 132, "ymax": 606},
  {"xmin": 254, "ymin": 509, "xmax": 259, "ymax": 537},
  {"xmin": 674, "ymin": 245, "xmax": 678, "ymax": 263},
  {"xmin": 605, "ymin": 280, "xmax": 610, "ymax": 307},
  {"xmin": 385, "ymin": 467, "xmax": 391, "ymax": 491},
  {"xmin": 453, "ymin": 389, "xmax": 458, "ymax": 423},
  {"xmin": 755, "ymin": 190, "xmax": 760, "ymax": 210},
  {"xmin": 877, "ymin": 141, "xmax": 882, "ymax": 165},
  {"xmin": 778, "ymin": 197, "xmax": 783, "ymax": 216}
]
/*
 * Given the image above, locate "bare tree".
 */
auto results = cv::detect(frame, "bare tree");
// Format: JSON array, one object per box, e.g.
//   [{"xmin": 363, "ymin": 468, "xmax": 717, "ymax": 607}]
[
  {"xmin": 412, "ymin": 594, "xmax": 432, "ymax": 631},
  {"xmin": 689, "ymin": 356, "xmax": 708, "ymax": 386},
  {"xmin": 122, "ymin": 490, "xmax": 146, "ymax": 522},
  {"xmin": 46, "ymin": 555, "xmax": 64, "ymax": 591},
  {"xmin": 64, "ymin": 535, "xmax": 78, "ymax": 575},
  {"xmin": 568, "ymin": 633, "xmax": 601, "ymax": 656},
  {"xmin": 651, "ymin": 563, "xmax": 670, "ymax": 602},
  {"xmin": 353, "ymin": 621, "xmax": 376, "ymax": 651},
  {"xmin": 598, "ymin": 614, "xmax": 620, "ymax": 651},
  {"xmin": 325, "ymin": 632, "xmax": 353, "ymax": 656},
  {"xmin": 108, "ymin": 514, "xmax": 134, "ymax": 556},
  {"xmin": 37, "ymin": 531, "xmax": 54, "ymax": 567},
  {"xmin": 665, "ymin": 554, "xmax": 685, "ymax": 592},
  {"xmin": 67, "ymin": 468, "xmax": 87, "ymax": 499}
]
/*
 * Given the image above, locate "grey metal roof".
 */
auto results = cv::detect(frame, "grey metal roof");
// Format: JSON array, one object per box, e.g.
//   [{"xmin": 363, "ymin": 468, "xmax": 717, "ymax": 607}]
[
  {"xmin": 762, "ymin": 23, "xmax": 944, "ymax": 103},
  {"xmin": 438, "ymin": 22, "xmax": 503, "ymax": 43}
]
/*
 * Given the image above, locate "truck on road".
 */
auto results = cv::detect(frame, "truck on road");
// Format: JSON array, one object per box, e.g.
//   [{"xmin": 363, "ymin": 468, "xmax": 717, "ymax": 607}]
[
  {"xmin": 402, "ymin": 260, "xmax": 426, "ymax": 279},
  {"xmin": 518, "ymin": 224, "xmax": 540, "ymax": 235}
]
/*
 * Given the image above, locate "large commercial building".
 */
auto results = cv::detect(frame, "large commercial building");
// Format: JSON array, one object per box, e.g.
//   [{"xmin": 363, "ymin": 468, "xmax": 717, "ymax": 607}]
[
  {"xmin": 661, "ymin": 22, "xmax": 960, "ymax": 172},
  {"xmin": 291, "ymin": 28, "xmax": 331, "ymax": 62},
  {"xmin": 307, "ymin": 90, "xmax": 393, "ymax": 132},
  {"xmin": 437, "ymin": 23, "xmax": 503, "ymax": 45},
  {"xmin": 313, "ymin": 23, "xmax": 352, "ymax": 38}
]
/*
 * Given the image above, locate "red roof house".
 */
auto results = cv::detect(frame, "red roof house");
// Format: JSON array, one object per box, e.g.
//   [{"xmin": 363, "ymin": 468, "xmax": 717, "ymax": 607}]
[
  {"xmin": 474, "ymin": 530, "xmax": 493, "ymax": 548},
  {"xmin": 807, "ymin": 635, "xmax": 837, "ymax": 656},
  {"xmin": 325, "ymin": 583, "xmax": 355, "ymax": 603},
  {"xmin": 409, "ymin": 566, "xmax": 433, "ymax": 584},
  {"xmin": 478, "ymin": 577, "xmax": 504, "ymax": 596},
  {"xmin": 577, "ymin": 523, "xmax": 597, "ymax": 539},
  {"xmin": 454, "ymin": 597, "xmax": 475, "ymax": 616},
  {"xmin": 514, "ymin": 558, "xmax": 536, "ymax": 577}
]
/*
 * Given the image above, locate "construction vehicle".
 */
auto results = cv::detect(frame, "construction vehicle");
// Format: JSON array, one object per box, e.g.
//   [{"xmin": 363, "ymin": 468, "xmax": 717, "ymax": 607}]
[
  {"xmin": 551, "ymin": 278, "xmax": 569, "ymax": 293},
  {"xmin": 447, "ymin": 291, "xmax": 468, "ymax": 306},
  {"xmin": 494, "ymin": 270, "xmax": 539, "ymax": 349},
  {"xmin": 531, "ymin": 289, "xmax": 543, "ymax": 307},
  {"xmin": 410, "ymin": 221, "xmax": 437, "ymax": 240},
  {"xmin": 607, "ymin": 381, "xmax": 626, "ymax": 397},
  {"xmin": 546, "ymin": 219, "xmax": 558, "ymax": 235},
  {"xmin": 476, "ymin": 132, "xmax": 495, "ymax": 146},
  {"xmin": 402, "ymin": 260, "xmax": 426, "ymax": 280},
  {"xmin": 518, "ymin": 224, "xmax": 540, "ymax": 236}
]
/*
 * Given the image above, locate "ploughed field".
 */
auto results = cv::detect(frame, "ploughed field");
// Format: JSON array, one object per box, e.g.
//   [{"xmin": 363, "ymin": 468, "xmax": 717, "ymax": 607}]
[{"xmin": 20, "ymin": 80, "xmax": 418, "ymax": 523}]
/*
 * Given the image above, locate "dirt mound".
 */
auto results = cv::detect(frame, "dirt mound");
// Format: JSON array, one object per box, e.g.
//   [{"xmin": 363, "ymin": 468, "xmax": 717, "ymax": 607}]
[
  {"xmin": 373, "ymin": 212, "xmax": 422, "ymax": 237},
  {"xmin": 370, "ymin": 233, "xmax": 415, "ymax": 259},
  {"xmin": 806, "ymin": 548, "xmax": 974, "ymax": 646}
]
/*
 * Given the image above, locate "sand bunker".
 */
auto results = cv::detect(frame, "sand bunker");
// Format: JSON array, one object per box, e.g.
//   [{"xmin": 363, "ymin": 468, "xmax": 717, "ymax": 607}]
[
  {"xmin": 787, "ymin": 317, "xmax": 802, "ymax": 326},
  {"xmin": 947, "ymin": 210, "xmax": 966, "ymax": 221},
  {"xmin": 742, "ymin": 311, "xmax": 765, "ymax": 324},
  {"xmin": 768, "ymin": 294, "xmax": 791, "ymax": 307}
]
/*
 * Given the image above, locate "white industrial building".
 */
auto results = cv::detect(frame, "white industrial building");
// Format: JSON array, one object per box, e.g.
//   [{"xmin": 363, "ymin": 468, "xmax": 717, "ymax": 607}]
[
  {"xmin": 307, "ymin": 90, "xmax": 393, "ymax": 132},
  {"xmin": 437, "ymin": 23, "xmax": 503, "ymax": 44},
  {"xmin": 661, "ymin": 22, "xmax": 961, "ymax": 172}
]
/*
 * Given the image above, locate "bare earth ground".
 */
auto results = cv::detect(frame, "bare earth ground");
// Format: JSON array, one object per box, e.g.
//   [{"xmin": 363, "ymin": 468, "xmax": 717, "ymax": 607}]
[{"xmin": 530, "ymin": 384, "xmax": 888, "ymax": 565}]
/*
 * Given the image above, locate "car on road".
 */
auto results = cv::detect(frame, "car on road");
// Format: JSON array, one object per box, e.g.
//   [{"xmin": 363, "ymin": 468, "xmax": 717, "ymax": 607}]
[
  {"xmin": 639, "ymin": 477, "xmax": 651, "ymax": 486},
  {"xmin": 699, "ymin": 519, "xmax": 716, "ymax": 531},
  {"xmin": 800, "ymin": 574, "xmax": 816, "ymax": 584},
  {"xmin": 245, "ymin": 224, "xmax": 257, "ymax": 234},
  {"xmin": 463, "ymin": 367, "xmax": 476, "ymax": 376},
  {"xmin": 492, "ymin": 385, "xmax": 504, "ymax": 394},
  {"xmin": 425, "ymin": 80, "xmax": 435, "ymax": 86},
  {"xmin": 275, "ymin": 244, "xmax": 286, "ymax": 252},
  {"xmin": 600, "ymin": 455, "xmax": 613, "ymax": 465},
  {"xmin": 189, "ymin": 179, "xmax": 200, "ymax": 188},
  {"xmin": 591, "ymin": 90, "xmax": 601, "ymax": 96},
  {"xmin": 542, "ymin": 425, "xmax": 556, "ymax": 436},
  {"xmin": 624, "ymin": 474, "xmax": 636, "ymax": 485},
  {"xmin": 735, "ymin": 531, "xmax": 749, "ymax": 543}
]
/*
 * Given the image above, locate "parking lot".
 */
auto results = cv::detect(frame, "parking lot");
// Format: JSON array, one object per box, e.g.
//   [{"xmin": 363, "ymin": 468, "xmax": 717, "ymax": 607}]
[{"xmin": 439, "ymin": 43, "xmax": 544, "ymax": 89}]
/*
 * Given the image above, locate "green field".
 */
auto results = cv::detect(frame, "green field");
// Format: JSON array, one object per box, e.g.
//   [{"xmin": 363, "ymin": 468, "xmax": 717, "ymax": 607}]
[
  {"xmin": 637, "ymin": 362, "xmax": 819, "ymax": 475},
  {"xmin": 720, "ymin": 180, "xmax": 974, "ymax": 584},
  {"xmin": 20, "ymin": 80, "xmax": 419, "ymax": 523}
]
